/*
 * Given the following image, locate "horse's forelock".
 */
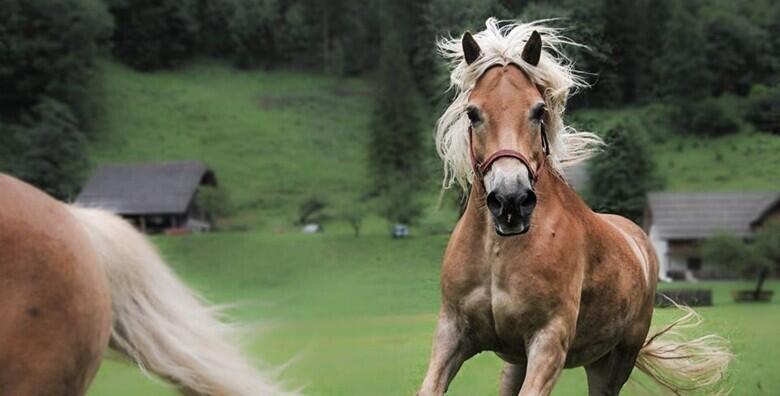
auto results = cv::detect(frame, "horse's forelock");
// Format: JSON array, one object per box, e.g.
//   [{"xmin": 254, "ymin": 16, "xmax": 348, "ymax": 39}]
[{"xmin": 435, "ymin": 18, "xmax": 603, "ymax": 191}]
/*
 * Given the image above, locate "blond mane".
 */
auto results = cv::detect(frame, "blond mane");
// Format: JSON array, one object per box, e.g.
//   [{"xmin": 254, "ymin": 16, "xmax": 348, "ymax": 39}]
[{"xmin": 435, "ymin": 18, "xmax": 603, "ymax": 190}]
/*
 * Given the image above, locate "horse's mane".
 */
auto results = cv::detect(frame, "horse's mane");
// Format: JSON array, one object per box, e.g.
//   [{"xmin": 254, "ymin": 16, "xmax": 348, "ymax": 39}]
[{"xmin": 435, "ymin": 18, "xmax": 603, "ymax": 191}]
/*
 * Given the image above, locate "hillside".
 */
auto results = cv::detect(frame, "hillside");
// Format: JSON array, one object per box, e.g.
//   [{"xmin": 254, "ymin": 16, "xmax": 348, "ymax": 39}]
[
  {"xmin": 87, "ymin": 61, "xmax": 779, "ymax": 230},
  {"xmin": 88, "ymin": 60, "xmax": 375, "ymax": 229}
]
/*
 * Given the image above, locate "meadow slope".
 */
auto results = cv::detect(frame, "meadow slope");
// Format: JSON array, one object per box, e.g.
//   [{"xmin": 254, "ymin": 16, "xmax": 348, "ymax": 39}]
[{"xmin": 88, "ymin": 60, "xmax": 780, "ymax": 232}]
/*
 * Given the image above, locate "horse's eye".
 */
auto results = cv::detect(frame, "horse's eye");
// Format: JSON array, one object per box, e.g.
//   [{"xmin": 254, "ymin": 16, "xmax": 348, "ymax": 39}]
[
  {"xmin": 530, "ymin": 104, "xmax": 546, "ymax": 123},
  {"xmin": 466, "ymin": 106, "xmax": 481, "ymax": 125}
]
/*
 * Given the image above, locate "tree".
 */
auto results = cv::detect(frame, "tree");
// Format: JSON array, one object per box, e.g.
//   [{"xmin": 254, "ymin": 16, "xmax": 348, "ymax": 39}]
[
  {"xmin": 588, "ymin": 123, "xmax": 660, "ymax": 223},
  {"xmin": 11, "ymin": 98, "xmax": 88, "ymax": 200},
  {"xmin": 702, "ymin": 231, "xmax": 776, "ymax": 300},
  {"xmin": 296, "ymin": 194, "xmax": 328, "ymax": 225},
  {"xmin": 369, "ymin": 31, "xmax": 427, "ymax": 226},
  {"xmin": 106, "ymin": 0, "xmax": 200, "ymax": 70},
  {"xmin": 655, "ymin": 1, "xmax": 711, "ymax": 99},
  {"xmin": 703, "ymin": 12, "xmax": 768, "ymax": 96},
  {"xmin": 746, "ymin": 84, "xmax": 780, "ymax": 135},
  {"xmin": 414, "ymin": 0, "xmax": 508, "ymax": 104},
  {"xmin": 227, "ymin": 0, "xmax": 279, "ymax": 68},
  {"xmin": 755, "ymin": 221, "xmax": 780, "ymax": 270},
  {"xmin": 0, "ymin": 0, "xmax": 112, "ymax": 120}
]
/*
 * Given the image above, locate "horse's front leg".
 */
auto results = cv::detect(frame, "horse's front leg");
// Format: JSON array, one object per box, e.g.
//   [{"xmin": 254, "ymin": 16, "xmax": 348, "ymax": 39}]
[
  {"xmin": 417, "ymin": 311, "xmax": 476, "ymax": 396},
  {"xmin": 517, "ymin": 317, "xmax": 572, "ymax": 396}
]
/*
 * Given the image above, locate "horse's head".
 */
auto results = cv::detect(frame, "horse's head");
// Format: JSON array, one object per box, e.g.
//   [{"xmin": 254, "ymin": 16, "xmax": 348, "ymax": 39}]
[{"xmin": 463, "ymin": 31, "xmax": 547, "ymax": 236}]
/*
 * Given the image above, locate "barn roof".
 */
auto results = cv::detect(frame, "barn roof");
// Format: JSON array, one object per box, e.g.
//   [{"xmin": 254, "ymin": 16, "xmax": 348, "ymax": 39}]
[
  {"xmin": 646, "ymin": 192, "xmax": 780, "ymax": 240},
  {"xmin": 75, "ymin": 161, "xmax": 217, "ymax": 215}
]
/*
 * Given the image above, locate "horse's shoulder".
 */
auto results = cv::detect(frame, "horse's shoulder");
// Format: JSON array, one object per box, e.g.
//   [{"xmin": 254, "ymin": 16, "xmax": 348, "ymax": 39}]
[{"xmin": 594, "ymin": 213, "xmax": 647, "ymax": 240}]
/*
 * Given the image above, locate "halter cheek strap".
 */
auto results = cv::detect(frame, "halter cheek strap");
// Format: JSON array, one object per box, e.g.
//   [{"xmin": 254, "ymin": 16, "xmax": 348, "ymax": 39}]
[{"xmin": 469, "ymin": 125, "xmax": 550, "ymax": 182}]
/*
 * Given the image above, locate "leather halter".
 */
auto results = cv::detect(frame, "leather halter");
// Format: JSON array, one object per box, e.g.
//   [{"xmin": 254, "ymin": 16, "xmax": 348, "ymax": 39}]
[{"xmin": 469, "ymin": 123, "xmax": 550, "ymax": 182}]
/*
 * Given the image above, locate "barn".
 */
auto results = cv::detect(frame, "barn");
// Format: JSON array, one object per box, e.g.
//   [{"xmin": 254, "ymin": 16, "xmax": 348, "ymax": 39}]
[
  {"xmin": 644, "ymin": 191, "xmax": 780, "ymax": 281},
  {"xmin": 76, "ymin": 161, "xmax": 217, "ymax": 233}
]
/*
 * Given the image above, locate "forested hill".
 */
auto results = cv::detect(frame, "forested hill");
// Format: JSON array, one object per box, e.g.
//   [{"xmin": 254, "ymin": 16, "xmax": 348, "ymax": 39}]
[{"xmin": 1, "ymin": 0, "xmax": 778, "ymax": 228}]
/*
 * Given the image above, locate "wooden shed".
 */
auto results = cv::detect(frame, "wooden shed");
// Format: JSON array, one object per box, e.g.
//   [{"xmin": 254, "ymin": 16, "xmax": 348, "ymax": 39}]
[
  {"xmin": 75, "ymin": 161, "xmax": 217, "ymax": 233},
  {"xmin": 644, "ymin": 191, "xmax": 780, "ymax": 280}
]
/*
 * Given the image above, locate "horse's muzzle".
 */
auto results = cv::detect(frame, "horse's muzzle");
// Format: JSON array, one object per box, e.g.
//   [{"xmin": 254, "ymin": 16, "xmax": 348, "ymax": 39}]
[{"xmin": 486, "ymin": 185, "xmax": 536, "ymax": 236}]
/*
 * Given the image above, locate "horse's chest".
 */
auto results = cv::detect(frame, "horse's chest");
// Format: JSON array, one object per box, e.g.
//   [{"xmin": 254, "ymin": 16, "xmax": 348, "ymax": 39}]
[{"xmin": 458, "ymin": 276, "xmax": 545, "ymax": 352}]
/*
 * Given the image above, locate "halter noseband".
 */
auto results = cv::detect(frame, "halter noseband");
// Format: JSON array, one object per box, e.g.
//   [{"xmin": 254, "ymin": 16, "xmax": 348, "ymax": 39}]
[{"xmin": 469, "ymin": 124, "xmax": 550, "ymax": 182}]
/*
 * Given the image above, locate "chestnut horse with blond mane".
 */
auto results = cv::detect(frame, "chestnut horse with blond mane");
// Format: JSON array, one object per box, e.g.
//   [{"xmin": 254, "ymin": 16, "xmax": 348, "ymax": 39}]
[
  {"xmin": 417, "ymin": 19, "xmax": 731, "ymax": 396},
  {"xmin": 0, "ymin": 174, "xmax": 293, "ymax": 395}
]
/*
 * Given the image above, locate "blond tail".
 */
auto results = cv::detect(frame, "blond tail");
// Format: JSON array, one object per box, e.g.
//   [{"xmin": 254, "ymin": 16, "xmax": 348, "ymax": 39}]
[
  {"xmin": 634, "ymin": 304, "xmax": 733, "ymax": 395},
  {"xmin": 69, "ymin": 206, "xmax": 296, "ymax": 396}
]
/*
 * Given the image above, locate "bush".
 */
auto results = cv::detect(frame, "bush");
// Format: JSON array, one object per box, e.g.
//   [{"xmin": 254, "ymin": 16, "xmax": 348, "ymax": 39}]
[
  {"xmin": 195, "ymin": 185, "xmax": 233, "ymax": 217},
  {"xmin": 10, "ymin": 98, "xmax": 88, "ymax": 200},
  {"xmin": 587, "ymin": 122, "xmax": 661, "ymax": 223},
  {"xmin": 746, "ymin": 85, "xmax": 780, "ymax": 135},
  {"xmin": 0, "ymin": 0, "xmax": 113, "ymax": 119},
  {"xmin": 676, "ymin": 98, "xmax": 740, "ymax": 136},
  {"xmin": 107, "ymin": 0, "xmax": 200, "ymax": 70},
  {"xmin": 297, "ymin": 195, "xmax": 328, "ymax": 225}
]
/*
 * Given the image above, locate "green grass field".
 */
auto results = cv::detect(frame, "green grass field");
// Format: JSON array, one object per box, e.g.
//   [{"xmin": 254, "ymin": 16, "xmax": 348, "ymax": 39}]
[{"xmin": 85, "ymin": 231, "xmax": 780, "ymax": 395}]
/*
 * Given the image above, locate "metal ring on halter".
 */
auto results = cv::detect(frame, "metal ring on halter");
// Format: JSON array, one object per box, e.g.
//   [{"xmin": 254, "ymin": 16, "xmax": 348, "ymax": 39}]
[{"xmin": 469, "ymin": 124, "xmax": 549, "ymax": 182}]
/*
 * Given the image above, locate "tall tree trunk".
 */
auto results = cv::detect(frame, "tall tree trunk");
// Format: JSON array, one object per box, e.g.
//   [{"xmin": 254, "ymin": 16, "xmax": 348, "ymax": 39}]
[{"xmin": 754, "ymin": 267, "xmax": 769, "ymax": 300}]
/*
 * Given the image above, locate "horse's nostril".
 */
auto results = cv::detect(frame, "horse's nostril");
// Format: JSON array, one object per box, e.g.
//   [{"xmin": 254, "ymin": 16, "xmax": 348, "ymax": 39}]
[
  {"xmin": 521, "ymin": 189, "xmax": 537, "ymax": 209},
  {"xmin": 486, "ymin": 191, "xmax": 504, "ymax": 217}
]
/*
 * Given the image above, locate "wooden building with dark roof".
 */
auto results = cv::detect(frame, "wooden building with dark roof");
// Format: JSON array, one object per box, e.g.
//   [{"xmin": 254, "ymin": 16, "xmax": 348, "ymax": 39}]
[
  {"xmin": 644, "ymin": 191, "xmax": 780, "ymax": 280},
  {"xmin": 76, "ymin": 161, "xmax": 217, "ymax": 233}
]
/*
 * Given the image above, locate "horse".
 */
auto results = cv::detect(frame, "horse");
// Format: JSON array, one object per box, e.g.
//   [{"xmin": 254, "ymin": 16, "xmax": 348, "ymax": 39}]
[
  {"xmin": 417, "ymin": 19, "xmax": 732, "ymax": 396},
  {"xmin": 0, "ymin": 173, "xmax": 294, "ymax": 396}
]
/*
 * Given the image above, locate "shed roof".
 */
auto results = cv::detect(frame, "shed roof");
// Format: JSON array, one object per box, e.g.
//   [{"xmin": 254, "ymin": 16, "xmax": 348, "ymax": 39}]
[
  {"xmin": 75, "ymin": 161, "xmax": 216, "ymax": 215},
  {"xmin": 646, "ymin": 192, "xmax": 779, "ymax": 240}
]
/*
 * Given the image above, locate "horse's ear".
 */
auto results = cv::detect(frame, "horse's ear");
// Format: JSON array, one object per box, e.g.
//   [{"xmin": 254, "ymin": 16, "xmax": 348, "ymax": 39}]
[
  {"xmin": 522, "ymin": 30, "xmax": 542, "ymax": 66},
  {"xmin": 462, "ymin": 32, "xmax": 481, "ymax": 65}
]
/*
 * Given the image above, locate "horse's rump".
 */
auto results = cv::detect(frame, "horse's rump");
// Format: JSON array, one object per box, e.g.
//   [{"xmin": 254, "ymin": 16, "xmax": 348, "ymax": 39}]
[{"xmin": 0, "ymin": 174, "xmax": 112, "ymax": 395}]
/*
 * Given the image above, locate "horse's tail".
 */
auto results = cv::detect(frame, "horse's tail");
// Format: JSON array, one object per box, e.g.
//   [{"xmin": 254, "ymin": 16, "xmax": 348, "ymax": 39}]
[
  {"xmin": 634, "ymin": 304, "xmax": 733, "ymax": 395},
  {"xmin": 69, "ymin": 206, "xmax": 294, "ymax": 396}
]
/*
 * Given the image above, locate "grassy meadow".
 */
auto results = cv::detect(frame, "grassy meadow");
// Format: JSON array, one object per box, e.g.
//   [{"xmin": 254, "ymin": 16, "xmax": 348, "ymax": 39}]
[
  {"xmin": 84, "ymin": 60, "xmax": 780, "ymax": 395},
  {"xmin": 88, "ymin": 60, "xmax": 375, "ymax": 228},
  {"xmin": 86, "ymin": 231, "xmax": 780, "ymax": 395}
]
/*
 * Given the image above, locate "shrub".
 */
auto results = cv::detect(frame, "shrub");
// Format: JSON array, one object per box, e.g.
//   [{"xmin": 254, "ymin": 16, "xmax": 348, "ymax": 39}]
[
  {"xmin": 297, "ymin": 195, "xmax": 328, "ymax": 225},
  {"xmin": 10, "ymin": 98, "xmax": 88, "ymax": 199},
  {"xmin": 106, "ymin": 0, "xmax": 200, "ymax": 70},
  {"xmin": 746, "ymin": 85, "xmax": 780, "ymax": 135},
  {"xmin": 587, "ymin": 122, "xmax": 661, "ymax": 223},
  {"xmin": 676, "ymin": 98, "xmax": 740, "ymax": 136},
  {"xmin": 195, "ymin": 185, "xmax": 233, "ymax": 217}
]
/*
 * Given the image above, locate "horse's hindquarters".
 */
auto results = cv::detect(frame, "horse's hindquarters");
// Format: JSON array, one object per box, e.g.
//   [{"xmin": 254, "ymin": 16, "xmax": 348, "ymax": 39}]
[{"xmin": 0, "ymin": 175, "xmax": 112, "ymax": 396}]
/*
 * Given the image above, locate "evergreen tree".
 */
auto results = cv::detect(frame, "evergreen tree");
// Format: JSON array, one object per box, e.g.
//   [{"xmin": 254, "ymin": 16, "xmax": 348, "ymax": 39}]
[
  {"xmin": 106, "ymin": 0, "xmax": 200, "ymax": 71},
  {"xmin": 369, "ymin": 32, "xmax": 426, "ymax": 225},
  {"xmin": 655, "ymin": 1, "xmax": 711, "ymax": 99},
  {"xmin": 0, "ymin": 0, "xmax": 113, "ymax": 120},
  {"xmin": 588, "ymin": 124, "xmax": 660, "ymax": 223}
]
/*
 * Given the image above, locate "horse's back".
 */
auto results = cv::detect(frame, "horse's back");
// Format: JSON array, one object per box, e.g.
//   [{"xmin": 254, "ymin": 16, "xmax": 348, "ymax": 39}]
[{"xmin": 0, "ymin": 174, "xmax": 111, "ymax": 396}]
